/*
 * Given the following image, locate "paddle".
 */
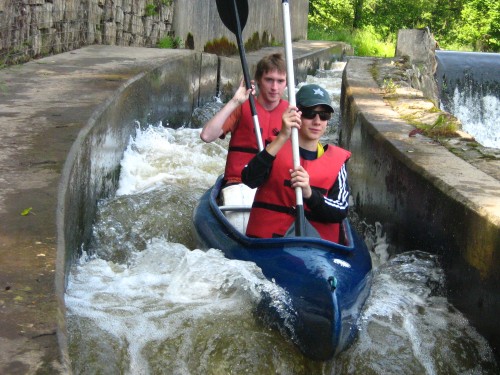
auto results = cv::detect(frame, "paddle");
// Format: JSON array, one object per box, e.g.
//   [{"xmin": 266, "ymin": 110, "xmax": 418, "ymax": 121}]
[
  {"xmin": 281, "ymin": 0, "xmax": 306, "ymax": 237},
  {"xmin": 216, "ymin": 0, "xmax": 263, "ymax": 151}
]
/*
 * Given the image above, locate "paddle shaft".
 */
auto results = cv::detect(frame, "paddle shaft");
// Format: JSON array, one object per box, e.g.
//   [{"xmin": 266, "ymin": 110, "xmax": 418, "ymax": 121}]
[
  {"xmin": 282, "ymin": 0, "xmax": 305, "ymax": 236},
  {"xmin": 224, "ymin": 0, "xmax": 263, "ymax": 151}
]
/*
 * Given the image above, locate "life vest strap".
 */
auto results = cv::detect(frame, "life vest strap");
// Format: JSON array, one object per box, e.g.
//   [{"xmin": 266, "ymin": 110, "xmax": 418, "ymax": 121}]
[
  {"xmin": 228, "ymin": 146, "xmax": 259, "ymax": 154},
  {"xmin": 252, "ymin": 201, "xmax": 296, "ymax": 216}
]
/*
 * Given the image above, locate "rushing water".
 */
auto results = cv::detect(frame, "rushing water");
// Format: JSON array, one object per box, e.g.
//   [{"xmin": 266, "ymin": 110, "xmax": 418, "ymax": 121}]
[
  {"xmin": 435, "ymin": 50, "xmax": 500, "ymax": 149},
  {"xmin": 65, "ymin": 66, "xmax": 498, "ymax": 374}
]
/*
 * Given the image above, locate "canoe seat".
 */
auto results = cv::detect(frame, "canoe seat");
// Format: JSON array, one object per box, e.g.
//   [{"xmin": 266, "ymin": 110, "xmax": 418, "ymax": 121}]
[
  {"xmin": 219, "ymin": 205, "xmax": 252, "ymax": 213},
  {"xmin": 220, "ymin": 183, "xmax": 256, "ymax": 234}
]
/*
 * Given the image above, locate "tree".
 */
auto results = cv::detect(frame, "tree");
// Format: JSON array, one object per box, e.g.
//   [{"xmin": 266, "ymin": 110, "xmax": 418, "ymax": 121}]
[
  {"xmin": 308, "ymin": 0, "xmax": 354, "ymax": 30},
  {"xmin": 353, "ymin": 0, "xmax": 364, "ymax": 29},
  {"xmin": 308, "ymin": 0, "xmax": 499, "ymax": 51},
  {"xmin": 454, "ymin": 0, "xmax": 500, "ymax": 51}
]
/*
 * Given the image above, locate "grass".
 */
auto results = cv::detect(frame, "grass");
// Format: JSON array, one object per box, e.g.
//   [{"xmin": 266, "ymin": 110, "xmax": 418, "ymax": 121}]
[
  {"xmin": 308, "ymin": 25, "xmax": 395, "ymax": 57},
  {"xmin": 401, "ymin": 112, "xmax": 460, "ymax": 138},
  {"xmin": 157, "ymin": 36, "xmax": 183, "ymax": 49}
]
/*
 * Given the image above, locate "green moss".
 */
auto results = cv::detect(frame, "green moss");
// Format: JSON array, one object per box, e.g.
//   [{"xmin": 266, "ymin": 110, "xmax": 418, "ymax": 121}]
[
  {"xmin": 382, "ymin": 78, "xmax": 399, "ymax": 94},
  {"xmin": 401, "ymin": 113, "xmax": 459, "ymax": 138},
  {"xmin": 157, "ymin": 36, "xmax": 183, "ymax": 49},
  {"xmin": 145, "ymin": 0, "xmax": 172, "ymax": 17},
  {"xmin": 145, "ymin": 4, "xmax": 157, "ymax": 16},
  {"xmin": 480, "ymin": 153, "xmax": 498, "ymax": 160},
  {"xmin": 370, "ymin": 63, "xmax": 379, "ymax": 82},
  {"xmin": 244, "ymin": 32, "xmax": 277, "ymax": 52}
]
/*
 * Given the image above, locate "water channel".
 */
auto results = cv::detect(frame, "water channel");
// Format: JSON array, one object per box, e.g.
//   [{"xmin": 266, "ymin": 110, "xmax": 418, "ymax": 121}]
[{"xmin": 65, "ymin": 64, "xmax": 498, "ymax": 374}]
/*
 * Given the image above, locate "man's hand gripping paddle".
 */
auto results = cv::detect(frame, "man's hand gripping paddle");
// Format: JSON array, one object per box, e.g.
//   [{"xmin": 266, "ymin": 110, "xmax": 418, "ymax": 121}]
[{"xmin": 216, "ymin": 0, "xmax": 263, "ymax": 151}]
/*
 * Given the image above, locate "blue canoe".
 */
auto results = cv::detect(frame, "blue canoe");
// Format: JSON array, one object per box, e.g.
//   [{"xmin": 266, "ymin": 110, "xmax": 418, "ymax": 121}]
[{"xmin": 192, "ymin": 176, "xmax": 372, "ymax": 360}]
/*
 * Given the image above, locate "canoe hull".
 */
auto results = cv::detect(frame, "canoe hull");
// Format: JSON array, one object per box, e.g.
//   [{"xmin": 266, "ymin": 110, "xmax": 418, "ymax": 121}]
[{"xmin": 192, "ymin": 177, "xmax": 372, "ymax": 360}]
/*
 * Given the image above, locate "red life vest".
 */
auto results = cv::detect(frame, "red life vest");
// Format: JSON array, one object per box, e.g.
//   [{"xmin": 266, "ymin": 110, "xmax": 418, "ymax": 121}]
[
  {"xmin": 224, "ymin": 99, "xmax": 288, "ymax": 184},
  {"xmin": 245, "ymin": 142, "xmax": 351, "ymax": 243}
]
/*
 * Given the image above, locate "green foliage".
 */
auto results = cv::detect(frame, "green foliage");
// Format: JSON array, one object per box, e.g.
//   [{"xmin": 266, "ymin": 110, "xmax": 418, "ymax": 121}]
[
  {"xmin": 157, "ymin": 36, "xmax": 183, "ymax": 49},
  {"xmin": 351, "ymin": 27, "xmax": 395, "ymax": 57},
  {"xmin": 308, "ymin": 24, "xmax": 395, "ymax": 57},
  {"xmin": 145, "ymin": 0, "xmax": 172, "ymax": 17},
  {"xmin": 21, "ymin": 207, "xmax": 33, "ymax": 216},
  {"xmin": 383, "ymin": 78, "xmax": 399, "ymax": 94},
  {"xmin": 452, "ymin": 0, "xmax": 500, "ymax": 51},
  {"xmin": 361, "ymin": 0, "xmax": 436, "ymax": 38},
  {"xmin": 309, "ymin": 0, "xmax": 354, "ymax": 30},
  {"xmin": 145, "ymin": 4, "xmax": 157, "ymax": 17},
  {"xmin": 401, "ymin": 112, "xmax": 460, "ymax": 138},
  {"xmin": 308, "ymin": 0, "xmax": 499, "ymax": 52},
  {"xmin": 425, "ymin": 113, "xmax": 460, "ymax": 137}
]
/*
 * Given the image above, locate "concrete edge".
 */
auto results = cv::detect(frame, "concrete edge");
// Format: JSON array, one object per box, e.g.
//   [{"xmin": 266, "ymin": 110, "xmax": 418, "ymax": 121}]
[
  {"xmin": 341, "ymin": 56, "xmax": 500, "ymax": 356},
  {"xmin": 54, "ymin": 50, "xmax": 220, "ymax": 372}
]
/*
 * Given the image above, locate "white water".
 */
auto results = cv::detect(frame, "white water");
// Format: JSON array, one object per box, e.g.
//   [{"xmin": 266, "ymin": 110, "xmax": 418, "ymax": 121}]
[
  {"xmin": 65, "ymin": 65, "xmax": 498, "ymax": 374},
  {"xmin": 450, "ymin": 89, "xmax": 499, "ymax": 148}
]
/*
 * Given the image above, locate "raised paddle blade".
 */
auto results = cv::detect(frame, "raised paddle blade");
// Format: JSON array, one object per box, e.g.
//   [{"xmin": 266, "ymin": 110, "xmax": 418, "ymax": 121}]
[
  {"xmin": 216, "ymin": 0, "xmax": 263, "ymax": 152},
  {"xmin": 216, "ymin": 0, "xmax": 249, "ymax": 35}
]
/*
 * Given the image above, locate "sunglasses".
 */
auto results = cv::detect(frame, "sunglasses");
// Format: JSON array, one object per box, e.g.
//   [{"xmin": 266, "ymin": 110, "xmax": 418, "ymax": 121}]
[{"xmin": 300, "ymin": 109, "xmax": 332, "ymax": 121}]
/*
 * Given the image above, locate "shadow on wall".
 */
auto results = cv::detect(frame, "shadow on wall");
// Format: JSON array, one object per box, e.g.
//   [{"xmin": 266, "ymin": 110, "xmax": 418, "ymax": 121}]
[{"xmin": 55, "ymin": 50, "xmax": 218, "ymax": 367}]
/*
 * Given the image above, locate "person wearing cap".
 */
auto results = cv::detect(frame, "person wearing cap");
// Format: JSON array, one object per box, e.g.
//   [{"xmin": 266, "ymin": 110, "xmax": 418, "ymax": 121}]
[{"xmin": 242, "ymin": 84, "xmax": 351, "ymax": 242}]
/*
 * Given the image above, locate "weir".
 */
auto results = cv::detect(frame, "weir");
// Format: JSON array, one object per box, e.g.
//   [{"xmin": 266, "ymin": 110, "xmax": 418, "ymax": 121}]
[{"xmin": 435, "ymin": 50, "xmax": 500, "ymax": 148}]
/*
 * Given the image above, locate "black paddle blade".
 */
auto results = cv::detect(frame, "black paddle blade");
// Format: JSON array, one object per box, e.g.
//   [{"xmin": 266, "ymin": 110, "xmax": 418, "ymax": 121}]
[
  {"xmin": 216, "ymin": 0, "xmax": 249, "ymax": 34},
  {"xmin": 285, "ymin": 219, "xmax": 321, "ymax": 238}
]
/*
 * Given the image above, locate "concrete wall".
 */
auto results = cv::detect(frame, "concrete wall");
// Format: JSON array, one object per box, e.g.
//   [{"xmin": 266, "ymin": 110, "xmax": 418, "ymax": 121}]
[
  {"xmin": 172, "ymin": 0, "xmax": 309, "ymax": 52},
  {"xmin": 340, "ymin": 57, "xmax": 500, "ymax": 357},
  {"xmin": 0, "ymin": 0, "xmax": 174, "ymax": 63},
  {"xmin": 395, "ymin": 28, "xmax": 440, "ymax": 106},
  {"xmin": 57, "ymin": 50, "xmax": 218, "ymax": 284},
  {"xmin": 55, "ymin": 50, "xmax": 218, "ymax": 367},
  {"xmin": 0, "ymin": 0, "xmax": 309, "ymax": 65}
]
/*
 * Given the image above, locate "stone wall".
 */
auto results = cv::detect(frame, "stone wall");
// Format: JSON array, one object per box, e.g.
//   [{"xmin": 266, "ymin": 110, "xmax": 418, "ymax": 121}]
[
  {"xmin": 0, "ymin": 0, "xmax": 175, "ymax": 65},
  {"xmin": 0, "ymin": 0, "xmax": 309, "ymax": 66}
]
